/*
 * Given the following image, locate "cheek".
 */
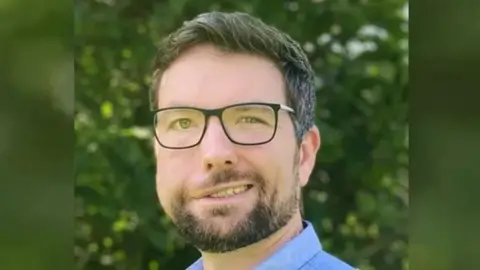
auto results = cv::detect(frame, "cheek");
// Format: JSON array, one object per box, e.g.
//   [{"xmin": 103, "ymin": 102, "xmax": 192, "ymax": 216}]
[
  {"xmin": 245, "ymin": 145, "xmax": 294, "ymax": 190},
  {"xmin": 155, "ymin": 152, "xmax": 191, "ymax": 208},
  {"xmin": 156, "ymin": 149, "xmax": 194, "ymax": 179},
  {"xmin": 268, "ymin": 142, "xmax": 298, "ymax": 192},
  {"xmin": 155, "ymin": 170, "xmax": 171, "ymax": 212}
]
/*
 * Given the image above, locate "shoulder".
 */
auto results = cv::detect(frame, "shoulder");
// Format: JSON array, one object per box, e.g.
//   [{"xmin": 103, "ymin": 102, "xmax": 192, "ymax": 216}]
[
  {"xmin": 299, "ymin": 250, "xmax": 356, "ymax": 270},
  {"xmin": 185, "ymin": 258, "xmax": 203, "ymax": 270}
]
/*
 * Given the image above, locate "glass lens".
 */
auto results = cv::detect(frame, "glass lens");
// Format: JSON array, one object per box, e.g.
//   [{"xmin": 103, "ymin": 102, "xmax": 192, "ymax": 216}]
[
  {"xmin": 154, "ymin": 108, "xmax": 205, "ymax": 148},
  {"xmin": 222, "ymin": 104, "xmax": 276, "ymax": 144}
]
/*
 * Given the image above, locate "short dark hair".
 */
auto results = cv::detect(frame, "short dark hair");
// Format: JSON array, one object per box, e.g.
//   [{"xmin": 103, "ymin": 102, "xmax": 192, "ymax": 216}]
[{"xmin": 150, "ymin": 11, "xmax": 316, "ymax": 140}]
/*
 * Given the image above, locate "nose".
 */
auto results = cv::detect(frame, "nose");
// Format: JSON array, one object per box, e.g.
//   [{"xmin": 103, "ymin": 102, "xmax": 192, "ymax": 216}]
[{"xmin": 200, "ymin": 116, "xmax": 237, "ymax": 172}]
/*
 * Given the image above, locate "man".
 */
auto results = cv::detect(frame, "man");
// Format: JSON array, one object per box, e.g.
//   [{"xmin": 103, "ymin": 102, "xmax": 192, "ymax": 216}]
[{"xmin": 150, "ymin": 11, "xmax": 355, "ymax": 270}]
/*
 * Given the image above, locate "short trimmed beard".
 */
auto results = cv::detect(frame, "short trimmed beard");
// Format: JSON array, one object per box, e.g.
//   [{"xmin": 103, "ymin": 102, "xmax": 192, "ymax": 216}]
[{"xmin": 169, "ymin": 166, "xmax": 300, "ymax": 253}]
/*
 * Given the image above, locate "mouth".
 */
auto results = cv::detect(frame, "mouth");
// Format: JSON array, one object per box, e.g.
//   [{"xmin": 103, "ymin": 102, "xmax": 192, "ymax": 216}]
[{"xmin": 205, "ymin": 184, "xmax": 254, "ymax": 199}]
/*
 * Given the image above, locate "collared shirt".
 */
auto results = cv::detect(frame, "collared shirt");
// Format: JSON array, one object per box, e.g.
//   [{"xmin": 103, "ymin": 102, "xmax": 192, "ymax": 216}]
[{"xmin": 186, "ymin": 220, "xmax": 355, "ymax": 270}]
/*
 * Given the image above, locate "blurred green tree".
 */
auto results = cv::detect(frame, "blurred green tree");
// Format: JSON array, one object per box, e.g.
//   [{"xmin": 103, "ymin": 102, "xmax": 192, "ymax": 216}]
[{"xmin": 75, "ymin": 1, "xmax": 408, "ymax": 269}]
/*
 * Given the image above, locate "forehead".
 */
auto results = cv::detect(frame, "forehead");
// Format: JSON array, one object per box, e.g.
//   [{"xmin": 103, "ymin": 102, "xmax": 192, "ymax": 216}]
[{"xmin": 157, "ymin": 44, "xmax": 286, "ymax": 109}]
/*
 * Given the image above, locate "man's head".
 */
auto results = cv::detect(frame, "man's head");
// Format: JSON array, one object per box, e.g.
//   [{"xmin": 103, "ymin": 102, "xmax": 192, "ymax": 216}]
[{"xmin": 151, "ymin": 12, "xmax": 321, "ymax": 253}]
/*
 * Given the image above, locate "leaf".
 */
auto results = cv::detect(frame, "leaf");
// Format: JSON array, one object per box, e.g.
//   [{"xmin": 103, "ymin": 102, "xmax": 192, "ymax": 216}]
[{"xmin": 101, "ymin": 101, "xmax": 113, "ymax": 119}]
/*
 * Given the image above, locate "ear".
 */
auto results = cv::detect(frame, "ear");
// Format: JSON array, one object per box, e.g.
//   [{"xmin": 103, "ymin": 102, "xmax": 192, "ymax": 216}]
[{"xmin": 298, "ymin": 125, "xmax": 321, "ymax": 187}]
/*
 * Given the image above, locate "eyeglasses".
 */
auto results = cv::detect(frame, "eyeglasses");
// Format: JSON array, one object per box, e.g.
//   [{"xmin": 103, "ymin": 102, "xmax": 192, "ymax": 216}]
[{"xmin": 152, "ymin": 102, "xmax": 295, "ymax": 149}]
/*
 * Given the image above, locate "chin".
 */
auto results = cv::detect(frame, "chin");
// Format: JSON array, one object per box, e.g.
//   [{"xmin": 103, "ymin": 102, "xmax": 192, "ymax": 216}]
[{"xmin": 202, "ymin": 213, "xmax": 246, "ymax": 229}]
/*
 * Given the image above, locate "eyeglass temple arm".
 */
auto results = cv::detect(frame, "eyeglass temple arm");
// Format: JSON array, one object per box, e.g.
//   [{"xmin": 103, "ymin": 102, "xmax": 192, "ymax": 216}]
[{"xmin": 280, "ymin": 104, "xmax": 295, "ymax": 113}]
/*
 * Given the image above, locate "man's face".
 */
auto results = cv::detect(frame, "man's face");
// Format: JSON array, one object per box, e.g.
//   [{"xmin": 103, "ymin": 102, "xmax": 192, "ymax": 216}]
[{"xmin": 154, "ymin": 44, "xmax": 315, "ymax": 253}]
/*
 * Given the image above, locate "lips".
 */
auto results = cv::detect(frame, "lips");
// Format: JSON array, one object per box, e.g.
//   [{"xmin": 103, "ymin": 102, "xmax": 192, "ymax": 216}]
[
  {"xmin": 201, "ymin": 184, "xmax": 254, "ymax": 199},
  {"xmin": 208, "ymin": 185, "xmax": 252, "ymax": 198}
]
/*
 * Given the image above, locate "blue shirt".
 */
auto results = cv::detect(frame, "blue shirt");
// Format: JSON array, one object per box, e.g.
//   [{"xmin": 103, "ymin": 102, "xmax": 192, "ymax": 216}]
[{"xmin": 186, "ymin": 220, "xmax": 355, "ymax": 270}]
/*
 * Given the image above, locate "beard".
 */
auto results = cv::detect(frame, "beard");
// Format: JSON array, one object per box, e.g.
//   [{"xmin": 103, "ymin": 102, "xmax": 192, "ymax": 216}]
[{"xmin": 168, "ymin": 168, "xmax": 300, "ymax": 253}]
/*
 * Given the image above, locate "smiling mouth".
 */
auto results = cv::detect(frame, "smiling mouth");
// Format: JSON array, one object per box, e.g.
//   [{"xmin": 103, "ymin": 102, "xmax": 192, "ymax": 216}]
[{"xmin": 206, "ymin": 184, "xmax": 254, "ymax": 199}]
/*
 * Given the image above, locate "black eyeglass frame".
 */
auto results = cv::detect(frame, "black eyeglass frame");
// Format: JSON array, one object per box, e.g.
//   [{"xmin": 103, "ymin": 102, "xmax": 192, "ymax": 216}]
[{"xmin": 152, "ymin": 102, "xmax": 295, "ymax": 149}]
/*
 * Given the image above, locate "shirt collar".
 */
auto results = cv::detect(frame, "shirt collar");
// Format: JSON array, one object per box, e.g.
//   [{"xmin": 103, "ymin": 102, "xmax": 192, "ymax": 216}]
[{"xmin": 186, "ymin": 220, "xmax": 323, "ymax": 270}]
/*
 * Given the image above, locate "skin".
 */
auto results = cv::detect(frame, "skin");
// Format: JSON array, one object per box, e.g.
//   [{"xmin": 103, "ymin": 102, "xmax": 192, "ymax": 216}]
[{"xmin": 154, "ymin": 44, "xmax": 321, "ymax": 270}]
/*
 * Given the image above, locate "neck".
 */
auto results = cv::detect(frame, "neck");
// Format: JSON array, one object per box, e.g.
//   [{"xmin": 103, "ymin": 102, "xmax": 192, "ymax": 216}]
[{"xmin": 200, "ymin": 212, "xmax": 304, "ymax": 270}]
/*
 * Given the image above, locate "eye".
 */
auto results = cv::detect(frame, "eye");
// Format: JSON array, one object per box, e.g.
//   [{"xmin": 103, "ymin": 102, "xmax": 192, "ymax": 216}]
[
  {"xmin": 237, "ymin": 116, "xmax": 265, "ymax": 124},
  {"xmin": 171, "ymin": 118, "xmax": 192, "ymax": 129}
]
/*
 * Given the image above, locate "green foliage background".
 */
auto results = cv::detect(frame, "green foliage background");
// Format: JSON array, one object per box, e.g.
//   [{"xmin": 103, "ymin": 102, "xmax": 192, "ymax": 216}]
[{"xmin": 75, "ymin": 0, "xmax": 408, "ymax": 269}]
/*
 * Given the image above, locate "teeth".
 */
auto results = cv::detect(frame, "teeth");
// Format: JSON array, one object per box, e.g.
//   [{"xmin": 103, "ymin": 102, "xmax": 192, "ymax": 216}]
[{"xmin": 209, "ymin": 185, "xmax": 249, "ymax": 198}]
